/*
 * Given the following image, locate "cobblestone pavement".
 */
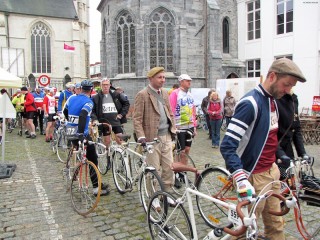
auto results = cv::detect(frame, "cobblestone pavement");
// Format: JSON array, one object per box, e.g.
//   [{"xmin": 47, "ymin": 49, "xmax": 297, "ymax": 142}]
[{"xmin": 0, "ymin": 120, "xmax": 319, "ymax": 240}]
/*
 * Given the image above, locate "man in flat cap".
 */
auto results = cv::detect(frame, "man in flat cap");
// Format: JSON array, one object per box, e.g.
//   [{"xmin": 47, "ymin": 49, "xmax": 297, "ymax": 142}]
[
  {"xmin": 133, "ymin": 66, "xmax": 176, "ymax": 209},
  {"xmin": 220, "ymin": 58, "xmax": 306, "ymax": 239}
]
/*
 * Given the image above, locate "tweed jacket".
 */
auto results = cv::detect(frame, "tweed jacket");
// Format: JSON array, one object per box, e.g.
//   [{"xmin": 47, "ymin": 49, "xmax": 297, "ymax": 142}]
[{"xmin": 133, "ymin": 86, "xmax": 176, "ymax": 141}]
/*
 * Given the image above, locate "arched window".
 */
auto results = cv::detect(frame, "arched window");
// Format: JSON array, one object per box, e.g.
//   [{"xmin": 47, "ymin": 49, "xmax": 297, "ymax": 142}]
[
  {"xmin": 31, "ymin": 22, "xmax": 51, "ymax": 73},
  {"xmin": 102, "ymin": 19, "xmax": 106, "ymax": 40},
  {"xmin": 149, "ymin": 8, "xmax": 174, "ymax": 72},
  {"xmin": 116, "ymin": 11, "xmax": 135, "ymax": 73},
  {"xmin": 222, "ymin": 18, "xmax": 229, "ymax": 53}
]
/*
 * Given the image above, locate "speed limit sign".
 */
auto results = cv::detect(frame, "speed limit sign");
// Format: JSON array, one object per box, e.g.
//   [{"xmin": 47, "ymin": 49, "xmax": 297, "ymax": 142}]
[{"xmin": 38, "ymin": 75, "xmax": 50, "ymax": 87}]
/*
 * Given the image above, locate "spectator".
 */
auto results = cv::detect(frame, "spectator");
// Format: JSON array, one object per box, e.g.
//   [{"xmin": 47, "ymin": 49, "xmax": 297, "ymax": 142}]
[
  {"xmin": 220, "ymin": 58, "xmax": 306, "ymax": 239},
  {"xmin": 207, "ymin": 91, "xmax": 223, "ymax": 148},
  {"xmin": 133, "ymin": 66, "xmax": 176, "ymax": 198},
  {"xmin": 201, "ymin": 89, "xmax": 215, "ymax": 139},
  {"xmin": 21, "ymin": 86, "xmax": 37, "ymax": 139},
  {"xmin": 169, "ymin": 74, "xmax": 197, "ymax": 165},
  {"xmin": 168, "ymin": 83, "xmax": 179, "ymax": 95},
  {"xmin": 223, "ymin": 90, "xmax": 236, "ymax": 127}
]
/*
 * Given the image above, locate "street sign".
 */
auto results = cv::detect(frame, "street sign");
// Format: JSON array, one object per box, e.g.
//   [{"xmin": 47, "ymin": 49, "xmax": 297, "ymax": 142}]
[{"xmin": 38, "ymin": 75, "xmax": 50, "ymax": 86}]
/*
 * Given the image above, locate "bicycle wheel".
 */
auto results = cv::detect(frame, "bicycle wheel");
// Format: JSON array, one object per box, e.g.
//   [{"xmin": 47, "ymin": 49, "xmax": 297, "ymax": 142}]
[
  {"xmin": 112, "ymin": 149, "xmax": 129, "ymax": 194},
  {"xmin": 172, "ymin": 152, "xmax": 197, "ymax": 196},
  {"xmin": 96, "ymin": 138, "xmax": 108, "ymax": 175},
  {"xmin": 195, "ymin": 167, "xmax": 236, "ymax": 229},
  {"xmin": 51, "ymin": 130, "xmax": 58, "ymax": 154},
  {"xmin": 148, "ymin": 191, "xmax": 193, "ymax": 239},
  {"xmin": 57, "ymin": 133, "xmax": 69, "ymax": 163},
  {"xmin": 132, "ymin": 145, "xmax": 143, "ymax": 176},
  {"xmin": 62, "ymin": 147, "xmax": 75, "ymax": 192},
  {"xmin": 139, "ymin": 168, "xmax": 164, "ymax": 214},
  {"xmin": 70, "ymin": 160, "xmax": 101, "ymax": 216}
]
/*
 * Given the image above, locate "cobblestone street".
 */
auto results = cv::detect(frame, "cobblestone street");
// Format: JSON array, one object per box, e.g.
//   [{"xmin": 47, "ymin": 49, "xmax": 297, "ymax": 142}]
[{"xmin": 0, "ymin": 120, "xmax": 319, "ymax": 240}]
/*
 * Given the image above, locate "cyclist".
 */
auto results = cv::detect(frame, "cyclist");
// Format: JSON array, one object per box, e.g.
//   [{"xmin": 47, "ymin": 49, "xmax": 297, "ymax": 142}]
[
  {"xmin": 43, "ymin": 88, "xmax": 57, "ymax": 142},
  {"xmin": 220, "ymin": 58, "xmax": 306, "ymax": 240},
  {"xmin": 91, "ymin": 77, "xmax": 130, "ymax": 147},
  {"xmin": 32, "ymin": 86, "xmax": 45, "ymax": 135},
  {"xmin": 21, "ymin": 86, "xmax": 37, "ymax": 139},
  {"xmin": 63, "ymin": 80, "xmax": 110, "ymax": 196},
  {"xmin": 11, "ymin": 89, "xmax": 26, "ymax": 134},
  {"xmin": 58, "ymin": 82, "xmax": 75, "ymax": 115},
  {"xmin": 169, "ymin": 74, "xmax": 197, "ymax": 165}
]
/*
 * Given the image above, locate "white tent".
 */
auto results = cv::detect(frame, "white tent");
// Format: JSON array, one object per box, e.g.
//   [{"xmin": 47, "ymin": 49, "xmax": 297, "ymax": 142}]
[
  {"xmin": 0, "ymin": 68, "xmax": 22, "ymax": 162},
  {"xmin": 0, "ymin": 67, "xmax": 22, "ymax": 88}
]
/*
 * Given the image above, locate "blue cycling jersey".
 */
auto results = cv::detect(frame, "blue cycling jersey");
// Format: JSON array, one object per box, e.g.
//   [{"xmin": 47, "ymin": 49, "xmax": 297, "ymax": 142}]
[{"xmin": 64, "ymin": 93, "xmax": 93, "ymax": 136}]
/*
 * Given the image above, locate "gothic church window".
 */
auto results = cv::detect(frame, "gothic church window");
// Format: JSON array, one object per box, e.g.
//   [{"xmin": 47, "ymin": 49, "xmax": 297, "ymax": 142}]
[
  {"xmin": 277, "ymin": 0, "xmax": 293, "ymax": 35},
  {"xmin": 223, "ymin": 18, "xmax": 229, "ymax": 53},
  {"xmin": 149, "ymin": 8, "xmax": 175, "ymax": 72},
  {"xmin": 116, "ymin": 11, "xmax": 136, "ymax": 73},
  {"xmin": 247, "ymin": 0, "xmax": 260, "ymax": 40},
  {"xmin": 31, "ymin": 22, "xmax": 51, "ymax": 73}
]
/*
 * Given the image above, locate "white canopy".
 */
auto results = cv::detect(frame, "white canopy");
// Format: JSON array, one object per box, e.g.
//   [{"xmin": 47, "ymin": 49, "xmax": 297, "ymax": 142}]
[{"xmin": 0, "ymin": 67, "xmax": 22, "ymax": 88}]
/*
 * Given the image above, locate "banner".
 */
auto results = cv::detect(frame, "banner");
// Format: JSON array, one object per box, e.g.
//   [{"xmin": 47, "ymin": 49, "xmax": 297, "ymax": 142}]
[
  {"xmin": 312, "ymin": 96, "xmax": 320, "ymax": 112},
  {"xmin": 64, "ymin": 43, "xmax": 75, "ymax": 53}
]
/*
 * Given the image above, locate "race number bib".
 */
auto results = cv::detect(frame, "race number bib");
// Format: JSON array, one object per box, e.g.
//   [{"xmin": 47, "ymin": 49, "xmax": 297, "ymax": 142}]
[{"xmin": 65, "ymin": 125, "xmax": 78, "ymax": 137}]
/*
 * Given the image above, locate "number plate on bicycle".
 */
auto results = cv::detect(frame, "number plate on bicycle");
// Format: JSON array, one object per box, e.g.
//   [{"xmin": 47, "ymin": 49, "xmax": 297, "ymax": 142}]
[{"xmin": 228, "ymin": 207, "xmax": 243, "ymax": 226}]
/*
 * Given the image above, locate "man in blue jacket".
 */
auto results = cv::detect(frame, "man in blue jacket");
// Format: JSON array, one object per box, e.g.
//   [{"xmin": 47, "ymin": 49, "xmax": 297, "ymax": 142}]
[{"xmin": 220, "ymin": 58, "xmax": 306, "ymax": 240}]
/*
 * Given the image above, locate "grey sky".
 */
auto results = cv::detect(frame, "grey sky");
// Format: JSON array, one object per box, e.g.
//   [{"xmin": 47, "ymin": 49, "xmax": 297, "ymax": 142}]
[{"xmin": 89, "ymin": 0, "xmax": 101, "ymax": 64}]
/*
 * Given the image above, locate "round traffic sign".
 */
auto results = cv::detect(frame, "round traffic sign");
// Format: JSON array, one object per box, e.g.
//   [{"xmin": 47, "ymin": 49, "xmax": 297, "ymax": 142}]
[{"xmin": 38, "ymin": 75, "xmax": 50, "ymax": 86}]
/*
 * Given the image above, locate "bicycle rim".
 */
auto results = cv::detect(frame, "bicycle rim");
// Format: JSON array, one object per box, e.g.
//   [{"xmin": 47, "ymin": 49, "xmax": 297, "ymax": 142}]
[
  {"xmin": 195, "ymin": 167, "xmax": 236, "ymax": 229},
  {"xmin": 112, "ymin": 150, "xmax": 128, "ymax": 194},
  {"xmin": 57, "ymin": 134, "xmax": 69, "ymax": 163},
  {"xmin": 139, "ymin": 169, "xmax": 164, "ymax": 214},
  {"xmin": 148, "ymin": 191, "xmax": 193, "ymax": 240},
  {"xmin": 70, "ymin": 161, "xmax": 101, "ymax": 216}
]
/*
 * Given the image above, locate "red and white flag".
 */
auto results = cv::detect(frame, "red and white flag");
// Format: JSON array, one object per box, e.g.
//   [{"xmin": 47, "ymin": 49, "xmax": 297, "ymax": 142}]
[{"xmin": 64, "ymin": 43, "xmax": 75, "ymax": 53}]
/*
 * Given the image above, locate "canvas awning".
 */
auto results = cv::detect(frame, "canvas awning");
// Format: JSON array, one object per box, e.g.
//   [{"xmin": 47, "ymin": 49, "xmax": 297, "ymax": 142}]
[{"xmin": 0, "ymin": 67, "xmax": 22, "ymax": 88}]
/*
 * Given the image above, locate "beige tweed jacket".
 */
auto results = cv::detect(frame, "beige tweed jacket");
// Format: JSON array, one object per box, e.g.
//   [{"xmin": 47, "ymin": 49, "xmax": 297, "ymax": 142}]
[{"xmin": 133, "ymin": 86, "xmax": 176, "ymax": 141}]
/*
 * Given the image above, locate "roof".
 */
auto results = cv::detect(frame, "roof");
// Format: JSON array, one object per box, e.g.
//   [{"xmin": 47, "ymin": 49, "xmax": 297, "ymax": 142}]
[{"xmin": 0, "ymin": 0, "xmax": 78, "ymax": 20}]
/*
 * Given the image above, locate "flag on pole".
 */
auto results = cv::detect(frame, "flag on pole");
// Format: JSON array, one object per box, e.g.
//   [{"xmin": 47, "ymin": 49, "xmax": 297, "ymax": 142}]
[{"xmin": 64, "ymin": 43, "xmax": 75, "ymax": 53}]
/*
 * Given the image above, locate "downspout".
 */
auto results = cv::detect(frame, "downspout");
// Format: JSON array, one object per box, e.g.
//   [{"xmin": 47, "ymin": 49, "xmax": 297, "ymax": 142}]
[
  {"xmin": 5, "ymin": 12, "xmax": 10, "ymax": 47},
  {"xmin": 204, "ymin": 0, "xmax": 208, "ymax": 87}
]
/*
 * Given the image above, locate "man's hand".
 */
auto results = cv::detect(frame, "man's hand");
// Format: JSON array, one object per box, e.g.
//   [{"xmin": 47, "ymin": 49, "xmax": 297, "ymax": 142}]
[
  {"xmin": 302, "ymin": 154, "xmax": 311, "ymax": 164},
  {"xmin": 277, "ymin": 155, "xmax": 291, "ymax": 169},
  {"xmin": 234, "ymin": 170, "xmax": 255, "ymax": 202},
  {"xmin": 138, "ymin": 137, "xmax": 146, "ymax": 147}
]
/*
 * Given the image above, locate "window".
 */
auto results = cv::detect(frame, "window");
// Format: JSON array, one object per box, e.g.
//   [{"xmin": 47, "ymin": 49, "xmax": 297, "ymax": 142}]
[
  {"xmin": 149, "ymin": 7, "xmax": 175, "ymax": 72},
  {"xmin": 277, "ymin": 0, "xmax": 293, "ymax": 34},
  {"xmin": 247, "ymin": 0, "xmax": 260, "ymax": 40},
  {"xmin": 116, "ymin": 11, "xmax": 135, "ymax": 73},
  {"xmin": 275, "ymin": 55, "xmax": 292, "ymax": 60},
  {"xmin": 247, "ymin": 59, "xmax": 260, "ymax": 77},
  {"xmin": 222, "ymin": 18, "xmax": 229, "ymax": 53},
  {"xmin": 31, "ymin": 22, "xmax": 51, "ymax": 73}
]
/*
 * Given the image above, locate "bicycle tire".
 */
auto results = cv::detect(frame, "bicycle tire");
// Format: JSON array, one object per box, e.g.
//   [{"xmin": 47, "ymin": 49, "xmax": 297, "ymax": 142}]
[
  {"xmin": 57, "ymin": 133, "xmax": 69, "ymax": 163},
  {"xmin": 70, "ymin": 160, "xmax": 101, "ymax": 216},
  {"xmin": 195, "ymin": 167, "xmax": 236, "ymax": 229},
  {"xmin": 112, "ymin": 149, "xmax": 129, "ymax": 194},
  {"xmin": 96, "ymin": 138, "xmax": 108, "ymax": 175},
  {"xmin": 62, "ymin": 147, "xmax": 75, "ymax": 192},
  {"xmin": 51, "ymin": 130, "xmax": 58, "ymax": 154},
  {"xmin": 139, "ymin": 168, "xmax": 164, "ymax": 214},
  {"xmin": 148, "ymin": 191, "xmax": 193, "ymax": 239},
  {"xmin": 172, "ymin": 152, "xmax": 197, "ymax": 196}
]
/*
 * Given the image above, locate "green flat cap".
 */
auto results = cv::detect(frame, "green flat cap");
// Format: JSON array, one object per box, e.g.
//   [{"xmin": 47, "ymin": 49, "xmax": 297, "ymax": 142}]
[
  {"xmin": 147, "ymin": 67, "xmax": 165, "ymax": 78},
  {"xmin": 268, "ymin": 58, "xmax": 306, "ymax": 82}
]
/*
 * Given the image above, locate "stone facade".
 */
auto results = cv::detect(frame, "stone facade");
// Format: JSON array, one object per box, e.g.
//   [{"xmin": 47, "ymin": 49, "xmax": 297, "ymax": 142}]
[{"xmin": 98, "ymin": 0, "xmax": 245, "ymax": 101}]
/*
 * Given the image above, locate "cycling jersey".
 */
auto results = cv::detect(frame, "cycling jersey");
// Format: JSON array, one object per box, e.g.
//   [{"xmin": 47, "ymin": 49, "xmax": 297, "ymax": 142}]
[
  {"xmin": 32, "ymin": 91, "xmax": 45, "ymax": 109},
  {"xmin": 64, "ymin": 93, "xmax": 93, "ymax": 136},
  {"xmin": 43, "ymin": 95, "xmax": 56, "ymax": 114},
  {"xmin": 12, "ymin": 94, "xmax": 25, "ymax": 112},
  {"xmin": 58, "ymin": 89, "xmax": 73, "ymax": 111}
]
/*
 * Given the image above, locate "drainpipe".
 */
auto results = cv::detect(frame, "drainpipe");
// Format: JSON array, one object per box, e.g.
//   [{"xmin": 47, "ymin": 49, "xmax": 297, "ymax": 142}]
[
  {"xmin": 5, "ymin": 12, "xmax": 10, "ymax": 47},
  {"xmin": 204, "ymin": 0, "xmax": 208, "ymax": 87}
]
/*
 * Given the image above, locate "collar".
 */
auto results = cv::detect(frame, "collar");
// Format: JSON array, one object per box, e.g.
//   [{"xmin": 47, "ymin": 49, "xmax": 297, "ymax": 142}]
[{"xmin": 149, "ymin": 84, "xmax": 161, "ymax": 94}]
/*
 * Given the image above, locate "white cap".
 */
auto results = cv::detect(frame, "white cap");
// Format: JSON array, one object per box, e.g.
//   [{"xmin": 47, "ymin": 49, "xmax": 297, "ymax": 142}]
[{"xmin": 178, "ymin": 74, "xmax": 192, "ymax": 81}]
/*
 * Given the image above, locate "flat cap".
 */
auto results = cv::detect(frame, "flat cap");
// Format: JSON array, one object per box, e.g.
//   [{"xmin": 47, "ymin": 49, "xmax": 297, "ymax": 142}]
[
  {"xmin": 178, "ymin": 74, "xmax": 192, "ymax": 81},
  {"xmin": 147, "ymin": 67, "xmax": 165, "ymax": 78},
  {"xmin": 268, "ymin": 58, "xmax": 306, "ymax": 82}
]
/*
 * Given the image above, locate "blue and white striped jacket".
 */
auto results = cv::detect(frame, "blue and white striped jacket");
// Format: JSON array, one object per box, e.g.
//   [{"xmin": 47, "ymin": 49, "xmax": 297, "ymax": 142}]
[{"xmin": 220, "ymin": 84, "xmax": 278, "ymax": 175}]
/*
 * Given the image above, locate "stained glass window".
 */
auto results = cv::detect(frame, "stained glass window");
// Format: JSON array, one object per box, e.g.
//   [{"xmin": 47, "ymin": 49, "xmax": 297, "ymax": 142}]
[
  {"xmin": 31, "ymin": 22, "xmax": 51, "ymax": 73},
  {"xmin": 116, "ymin": 12, "xmax": 135, "ymax": 73}
]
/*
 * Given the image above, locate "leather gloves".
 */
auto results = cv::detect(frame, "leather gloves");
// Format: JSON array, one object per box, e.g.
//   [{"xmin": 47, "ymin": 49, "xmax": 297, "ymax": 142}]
[
  {"xmin": 233, "ymin": 170, "xmax": 255, "ymax": 202},
  {"xmin": 138, "ymin": 137, "xmax": 147, "ymax": 147}
]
